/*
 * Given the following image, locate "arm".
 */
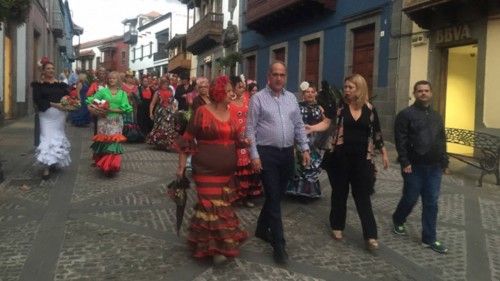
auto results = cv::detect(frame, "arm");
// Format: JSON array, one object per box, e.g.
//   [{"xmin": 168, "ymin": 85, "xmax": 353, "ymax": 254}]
[
  {"xmin": 176, "ymin": 152, "xmax": 188, "ymax": 178},
  {"xmin": 292, "ymin": 100, "xmax": 311, "ymax": 166},
  {"xmin": 32, "ymin": 83, "xmax": 51, "ymax": 112},
  {"xmin": 394, "ymin": 110, "xmax": 411, "ymax": 171},
  {"xmin": 149, "ymin": 92, "xmax": 159, "ymax": 119},
  {"xmin": 245, "ymin": 95, "xmax": 263, "ymax": 171},
  {"xmin": 306, "ymin": 118, "xmax": 332, "ymax": 133},
  {"xmin": 439, "ymin": 116, "xmax": 449, "ymax": 169}
]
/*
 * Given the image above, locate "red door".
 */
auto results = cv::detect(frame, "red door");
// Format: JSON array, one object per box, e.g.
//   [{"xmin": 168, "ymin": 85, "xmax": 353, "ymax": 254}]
[
  {"xmin": 273, "ymin": 47, "xmax": 286, "ymax": 63},
  {"xmin": 246, "ymin": 55, "xmax": 256, "ymax": 80},
  {"xmin": 352, "ymin": 24, "xmax": 375, "ymax": 98}
]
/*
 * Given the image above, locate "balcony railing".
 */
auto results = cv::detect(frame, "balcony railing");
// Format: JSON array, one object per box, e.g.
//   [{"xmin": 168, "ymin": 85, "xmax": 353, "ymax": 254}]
[
  {"xmin": 168, "ymin": 52, "xmax": 192, "ymax": 73},
  {"xmin": 403, "ymin": 0, "xmax": 453, "ymax": 12},
  {"xmin": 186, "ymin": 12, "xmax": 223, "ymax": 55},
  {"xmin": 153, "ymin": 51, "xmax": 168, "ymax": 61},
  {"xmin": 246, "ymin": 0, "xmax": 335, "ymax": 33},
  {"xmin": 123, "ymin": 31, "xmax": 138, "ymax": 45}
]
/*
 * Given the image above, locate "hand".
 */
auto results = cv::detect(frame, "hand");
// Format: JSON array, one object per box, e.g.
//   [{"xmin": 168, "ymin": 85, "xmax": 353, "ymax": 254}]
[
  {"xmin": 302, "ymin": 150, "xmax": 311, "ymax": 167},
  {"xmin": 251, "ymin": 158, "xmax": 262, "ymax": 172},
  {"xmin": 382, "ymin": 154, "xmax": 389, "ymax": 170},
  {"xmin": 304, "ymin": 125, "xmax": 313, "ymax": 135},
  {"xmin": 176, "ymin": 166, "xmax": 186, "ymax": 179},
  {"xmin": 402, "ymin": 165, "xmax": 412, "ymax": 174},
  {"xmin": 149, "ymin": 113, "xmax": 154, "ymax": 120}
]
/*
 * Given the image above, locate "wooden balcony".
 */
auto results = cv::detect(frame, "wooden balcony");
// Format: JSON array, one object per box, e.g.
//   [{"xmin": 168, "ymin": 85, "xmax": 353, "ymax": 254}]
[
  {"xmin": 403, "ymin": 0, "xmax": 498, "ymax": 29},
  {"xmin": 168, "ymin": 52, "xmax": 192, "ymax": 74},
  {"xmin": 186, "ymin": 12, "xmax": 223, "ymax": 55},
  {"xmin": 246, "ymin": 0, "xmax": 335, "ymax": 33},
  {"xmin": 123, "ymin": 31, "xmax": 138, "ymax": 45}
]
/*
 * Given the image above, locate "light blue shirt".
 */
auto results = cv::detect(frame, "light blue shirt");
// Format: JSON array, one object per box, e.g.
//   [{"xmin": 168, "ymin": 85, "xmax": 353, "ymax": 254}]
[{"xmin": 246, "ymin": 85, "xmax": 309, "ymax": 159}]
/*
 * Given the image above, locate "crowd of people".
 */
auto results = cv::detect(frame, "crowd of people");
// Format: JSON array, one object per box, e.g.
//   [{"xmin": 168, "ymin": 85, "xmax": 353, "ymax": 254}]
[{"xmin": 31, "ymin": 58, "xmax": 450, "ymax": 267}]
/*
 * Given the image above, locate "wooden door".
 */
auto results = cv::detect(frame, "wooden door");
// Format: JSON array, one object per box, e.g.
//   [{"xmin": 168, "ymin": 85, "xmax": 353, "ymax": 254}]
[
  {"xmin": 305, "ymin": 38, "xmax": 320, "ymax": 86},
  {"xmin": 246, "ymin": 55, "xmax": 256, "ymax": 80},
  {"xmin": 3, "ymin": 34, "xmax": 13, "ymax": 119},
  {"xmin": 352, "ymin": 24, "xmax": 375, "ymax": 97}
]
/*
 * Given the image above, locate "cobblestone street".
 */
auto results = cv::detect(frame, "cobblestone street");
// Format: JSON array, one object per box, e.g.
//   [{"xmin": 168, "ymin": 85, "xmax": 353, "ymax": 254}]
[{"xmin": 1, "ymin": 117, "xmax": 500, "ymax": 281}]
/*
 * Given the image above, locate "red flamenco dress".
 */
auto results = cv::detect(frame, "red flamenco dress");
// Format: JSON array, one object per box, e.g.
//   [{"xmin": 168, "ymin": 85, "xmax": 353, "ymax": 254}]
[
  {"xmin": 86, "ymin": 88, "xmax": 132, "ymax": 174},
  {"xmin": 176, "ymin": 106, "xmax": 248, "ymax": 258},
  {"xmin": 229, "ymin": 92, "xmax": 263, "ymax": 199}
]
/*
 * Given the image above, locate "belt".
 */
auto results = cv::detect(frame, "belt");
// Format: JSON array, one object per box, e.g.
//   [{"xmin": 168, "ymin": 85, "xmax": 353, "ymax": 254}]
[{"xmin": 257, "ymin": 145, "xmax": 293, "ymax": 151}]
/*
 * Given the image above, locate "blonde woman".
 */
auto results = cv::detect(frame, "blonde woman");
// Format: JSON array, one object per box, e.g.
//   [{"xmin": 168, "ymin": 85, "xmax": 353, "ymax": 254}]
[
  {"xmin": 306, "ymin": 74, "xmax": 389, "ymax": 251},
  {"xmin": 87, "ymin": 71, "xmax": 132, "ymax": 176}
]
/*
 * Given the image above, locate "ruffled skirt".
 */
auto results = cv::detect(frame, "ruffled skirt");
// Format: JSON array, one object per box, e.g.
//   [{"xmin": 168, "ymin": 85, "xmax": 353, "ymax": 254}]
[
  {"xmin": 189, "ymin": 175, "xmax": 247, "ymax": 258},
  {"xmin": 235, "ymin": 148, "xmax": 262, "ymax": 198},
  {"xmin": 91, "ymin": 115, "xmax": 126, "ymax": 173},
  {"xmin": 36, "ymin": 108, "xmax": 71, "ymax": 167}
]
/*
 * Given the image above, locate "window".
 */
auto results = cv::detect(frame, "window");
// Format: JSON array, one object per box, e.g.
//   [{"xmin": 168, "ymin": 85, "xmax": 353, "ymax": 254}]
[
  {"xmin": 304, "ymin": 38, "xmax": 320, "ymax": 85},
  {"xmin": 141, "ymin": 45, "xmax": 144, "ymax": 59},
  {"xmin": 273, "ymin": 48, "xmax": 286, "ymax": 63},
  {"xmin": 269, "ymin": 42, "xmax": 288, "ymax": 66},
  {"xmin": 132, "ymin": 48, "xmax": 136, "ymax": 61},
  {"xmin": 96, "ymin": 56, "xmax": 101, "ymax": 66},
  {"xmin": 149, "ymin": 42, "xmax": 153, "ymax": 57},
  {"xmin": 121, "ymin": 51, "xmax": 126, "ymax": 65},
  {"xmin": 246, "ymin": 55, "xmax": 256, "ymax": 80}
]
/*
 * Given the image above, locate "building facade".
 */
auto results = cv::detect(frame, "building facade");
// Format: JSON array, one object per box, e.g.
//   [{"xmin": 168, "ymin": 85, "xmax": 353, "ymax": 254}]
[
  {"xmin": 240, "ymin": 0, "xmax": 403, "ymax": 139},
  {"xmin": 402, "ymin": 0, "xmax": 500, "ymax": 142},
  {"xmin": 179, "ymin": 0, "xmax": 241, "ymax": 79},
  {"xmin": 74, "ymin": 35, "xmax": 129, "ymax": 73},
  {"xmin": 1, "ymin": 0, "xmax": 80, "ymax": 121},
  {"xmin": 123, "ymin": 11, "xmax": 188, "ymax": 78}
]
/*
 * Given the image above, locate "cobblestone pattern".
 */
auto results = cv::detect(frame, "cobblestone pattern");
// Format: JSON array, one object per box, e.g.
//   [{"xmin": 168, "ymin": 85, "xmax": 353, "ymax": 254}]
[
  {"xmin": 373, "ymin": 214, "xmax": 467, "ymax": 281},
  {"xmin": 54, "ymin": 220, "xmax": 191, "ymax": 281},
  {"xmin": 88, "ymin": 185, "xmax": 168, "ymax": 207},
  {"xmin": 72, "ymin": 165, "xmax": 160, "ymax": 202},
  {"xmin": 486, "ymin": 233, "xmax": 500, "ymax": 281},
  {"xmin": 0, "ymin": 221, "xmax": 40, "ymax": 281},
  {"xmin": 1, "ymin": 178, "xmax": 50, "ymax": 205},
  {"xmin": 193, "ymin": 259, "xmax": 325, "ymax": 281},
  {"xmin": 479, "ymin": 197, "xmax": 500, "ymax": 232}
]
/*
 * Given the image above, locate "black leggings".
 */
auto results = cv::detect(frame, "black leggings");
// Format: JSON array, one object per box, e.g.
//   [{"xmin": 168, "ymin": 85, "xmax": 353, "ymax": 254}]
[{"xmin": 326, "ymin": 149, "xmax": 377, "ymax": 240}]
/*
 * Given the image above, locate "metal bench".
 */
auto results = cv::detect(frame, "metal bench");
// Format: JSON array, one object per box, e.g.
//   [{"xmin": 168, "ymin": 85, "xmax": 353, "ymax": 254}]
[{"xmin": 445, "ymin": 128, "xmax": 500, "ymax": 187}]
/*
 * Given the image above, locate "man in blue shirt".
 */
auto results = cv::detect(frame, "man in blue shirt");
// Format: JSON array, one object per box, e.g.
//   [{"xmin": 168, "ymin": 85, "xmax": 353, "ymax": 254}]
[{"xmin": 246, "ymin": 61, "xmax": 311, "ymax": 264}]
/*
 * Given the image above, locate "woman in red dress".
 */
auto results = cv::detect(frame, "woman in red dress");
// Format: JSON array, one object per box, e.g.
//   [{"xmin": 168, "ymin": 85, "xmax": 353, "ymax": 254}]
[
  {"xmin": 229, "ymin": 76, "xmax": 263, "ymax": 207},
  {"xmin": 176, "ymin": 76, "xmax": 247, "ymax": 265}
]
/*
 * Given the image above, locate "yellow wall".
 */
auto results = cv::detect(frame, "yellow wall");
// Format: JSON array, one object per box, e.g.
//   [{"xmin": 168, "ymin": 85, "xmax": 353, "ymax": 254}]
[
  {"xmin": 409, "ymin": 23, "xmax": 429, "ymax": 105},
  {"xmin": 3, "ymin": 35, "xmax": 12, "ymax": 119},
  {"xmin": 484, "ymin": 18, "xmax": 500, "ymax": 129},
  {"xmin": 445, "ymin": 46, "xmax": 477, "ymax": 155}
]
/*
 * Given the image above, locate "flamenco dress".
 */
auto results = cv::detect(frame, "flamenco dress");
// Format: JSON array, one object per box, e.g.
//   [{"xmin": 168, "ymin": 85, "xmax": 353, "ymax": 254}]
[
  {"xmin": 176, "ymin": 106, "xmax": 247, "ymax": 258},
  {"xmin": 86, "ymin": 88, "xmax": 132, "ymax": 174},
  {"xmin": 69, "ymin": 83, "xmax": 91, "ymax": 126},
  {"xmin": 228, "ymin": 92, "xmax": 263, "ymax": 199},
  {"xmin": 146, "ymin": 89, "xmax": 178, "ymax": 150},
  {"xmin": 31, "ymin": 81, "xmax": 71, "ymax": 167}
]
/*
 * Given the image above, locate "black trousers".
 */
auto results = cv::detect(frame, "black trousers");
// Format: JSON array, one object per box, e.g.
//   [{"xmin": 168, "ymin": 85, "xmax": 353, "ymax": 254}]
[
  {"xmin": 326, "ymin": 149, "xmax": 377, "ymax": 240},
  {"xmin": 256, "ymin": 145, "xmax": 294, "ymax": 248}
]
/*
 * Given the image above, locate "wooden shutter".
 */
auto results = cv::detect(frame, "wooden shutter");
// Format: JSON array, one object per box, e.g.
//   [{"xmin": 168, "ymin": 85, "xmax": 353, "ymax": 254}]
[
  {"xmin": 273, "ymin": 47, "xmax": 286, "ymax": 63},
  {"xmin": 246, "ymin": 55, "xmax": 256, "ymax": 80},
  {"xmin": 305, "ymin": 38, "xmax": 320, "ymax": 85},
  {"xmin": 352, "ymin": 24, "xmax": 375, "ymax": 97}
]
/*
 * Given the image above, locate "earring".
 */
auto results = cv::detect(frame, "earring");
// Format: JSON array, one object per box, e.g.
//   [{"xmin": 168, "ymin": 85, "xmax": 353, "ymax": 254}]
[{"xmin": 230, "ymin": 93, "xmax": 237, "ymax": 100}]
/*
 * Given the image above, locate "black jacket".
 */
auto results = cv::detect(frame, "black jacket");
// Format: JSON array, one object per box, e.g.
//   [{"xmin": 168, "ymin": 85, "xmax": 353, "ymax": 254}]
[{"xmin": 394, "ymin": 103, "xmax": 448, "ymax": 168}]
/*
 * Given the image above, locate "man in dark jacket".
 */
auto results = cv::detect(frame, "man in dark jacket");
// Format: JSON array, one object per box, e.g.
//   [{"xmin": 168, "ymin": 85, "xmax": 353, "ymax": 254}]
[{"xmin": 392, "ymin": 80, "xmax": 449, "ymax": 254}]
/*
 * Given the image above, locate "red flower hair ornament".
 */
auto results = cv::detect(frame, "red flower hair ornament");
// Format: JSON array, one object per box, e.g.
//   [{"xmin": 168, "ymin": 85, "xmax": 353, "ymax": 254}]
[
  {"xmin": 209, "ymin": 75, "xmax": 230, "ymax": 103},
  {"xmin": 38, "ymin": 56, "xmax": 52, "ymax": 68}
]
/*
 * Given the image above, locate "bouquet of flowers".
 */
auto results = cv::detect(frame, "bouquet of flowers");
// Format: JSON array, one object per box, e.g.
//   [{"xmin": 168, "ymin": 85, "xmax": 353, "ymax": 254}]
[
  {"xmin": 91, "ymin": 98, "xmax": 109, "ymax": 110},
  {"xmin": 60, "ymin": 95, "xmax": 81, "ymax": 111}
]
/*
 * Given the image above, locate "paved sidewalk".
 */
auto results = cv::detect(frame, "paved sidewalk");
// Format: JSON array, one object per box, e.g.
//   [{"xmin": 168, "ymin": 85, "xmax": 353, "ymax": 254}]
[{"xmin": 1, "ymin": 116, "xmax": 499, "ymax": 281}]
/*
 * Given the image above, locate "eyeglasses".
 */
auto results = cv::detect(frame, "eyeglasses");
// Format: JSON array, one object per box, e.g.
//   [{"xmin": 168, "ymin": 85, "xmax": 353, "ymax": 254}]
[{"xmin": 271, "ymin": 73, "xmax": 286, "ymax": 78}]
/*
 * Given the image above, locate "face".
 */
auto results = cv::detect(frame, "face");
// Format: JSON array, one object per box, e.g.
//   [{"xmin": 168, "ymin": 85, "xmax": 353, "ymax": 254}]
[
  {"xmin": 303, "ymin": 87, "xmax": 317, "ymax": 103},
  {"xmin": 197, "ymin": 82, "xmax": 209, "ymax": 96},
  {"xmin": 413, "ymin": 84, "xmax": 433, "ymax": 104},
  {"xmin": 235, "ymin": 81, "xmax": 245, "ymax": 96},
  {"xmin": 97, "ymin": 68, "xmax": 107, "ymax": 81},
  {"xmin": 126, "ymin": 76, "xmax": 135, "ymax": 84},
  {"xmin": 343, "ymin": 80, "xmax": 358, "ymax": 102},
  {"xmin": 43, "ymin": 63, "xmax": 55, "ymax": 79},
  {"xmin": 107, "ymin": 74, "xmax": 118, "ymax": 87},
  {"xmin": 160, "ymin": 82, "xmax": 169, "ymax": 90},
  {"xmin": 250, "ymin": 86, "xmax": 258, "ymax": 96},
  {"xmin": 142, "ymin": 78, "xmax": 149, "ymax": 87},
  {"xmin": 268, "ymin": 63, "xmax": 287, "ymax": 92},
  {"xmin": 223, "ymin": 83, "xmax": 234, "ymax": 104}
]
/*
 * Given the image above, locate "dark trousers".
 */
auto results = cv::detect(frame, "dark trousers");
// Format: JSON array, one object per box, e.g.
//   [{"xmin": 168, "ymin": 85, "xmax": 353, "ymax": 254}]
[
  {"xmin": 393, "ymin": 164, "xmax": 442, "ymax": 244},
  {"xmin": 326, "ymin": 149, "xmax": 377, "ymax": 240},
  {"xmin": 256, "ymin": 145, "xmax": 294, "ymax": 248},
  {"xmin": 34, "ymin": 112, "xmax": 40, "ymax": 147},
  {"xmin": 92, "ymin": 116, "xmax": 98, "ymax": 135}
]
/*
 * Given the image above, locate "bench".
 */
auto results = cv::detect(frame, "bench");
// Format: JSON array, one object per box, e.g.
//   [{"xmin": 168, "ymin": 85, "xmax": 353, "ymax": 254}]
[{"xmin": 445, "ymin": 128, "xmax": 500, "ymax": 187}]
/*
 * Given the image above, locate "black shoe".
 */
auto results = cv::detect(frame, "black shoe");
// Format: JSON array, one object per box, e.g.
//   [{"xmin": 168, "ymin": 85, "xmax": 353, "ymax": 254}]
[
  {"xmin": 273, "ymin": 246, "xmax": 289, "ymax": 265},
  {"xmin": 255, "ymin": 228, "xmax": 272, "ymax": 243}
]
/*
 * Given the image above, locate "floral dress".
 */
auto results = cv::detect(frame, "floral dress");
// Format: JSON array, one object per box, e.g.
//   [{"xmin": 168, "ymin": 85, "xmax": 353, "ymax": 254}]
[
  {"xmin": 229, "ymin": 92, "xmax": 263, "ymax": 199},
  {"xmin": 86, "ymin": 88, "xmax": 132, "ymax": 174},
  {"xmin": 176, "ymin": 106, "xmax": 247, "ymax": 258},
  {"xmin": 146, "ymin": 89, "xmax": 179, "ymax": 150},
  {"xmin": 286, "ymin": 101, "xmax": 324, "ymax": 198},
  {"xmin": 121, "ymin": 83, "xmax": 144, "ymax": 142}
]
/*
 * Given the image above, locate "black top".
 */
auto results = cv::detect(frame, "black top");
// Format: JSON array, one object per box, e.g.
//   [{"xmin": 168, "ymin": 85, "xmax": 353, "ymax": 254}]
[
  {"xmin": 174, "ymin": 83, "xmax": 194, "ymax": 111},
  {"xmin": 341, "ymin": 104, "xmax": 370, "ymax": 154},
  {"xmin": 31, "ymin": 81, "xmax": 69, "ymax": 112},
  {"xmin": 299, "ymin": 102, "xmax": 323, "ymax": 126},
  {"xmin": 394, "ymin": 102, "xmax": 448, "ymax": 168}
]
